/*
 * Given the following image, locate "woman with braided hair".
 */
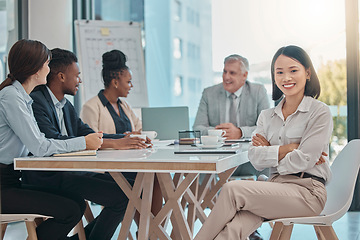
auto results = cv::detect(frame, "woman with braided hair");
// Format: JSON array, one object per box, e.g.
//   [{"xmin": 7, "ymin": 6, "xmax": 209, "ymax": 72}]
[
  {"xmin": 81, "ymin": 49, "xmax": 142, "ymax": 136},
  {"xmin": 81, "ymin": 49, "xmax": 162, "ymax": 229}
]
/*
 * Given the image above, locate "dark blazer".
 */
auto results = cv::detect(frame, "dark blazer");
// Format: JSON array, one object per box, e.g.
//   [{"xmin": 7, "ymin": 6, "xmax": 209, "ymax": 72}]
[
  {"xmin": 30, "ymin": 85, "xmax": 94, "ymax": 139},
  {"xmin": 22, "ymin": 85, "xmax": 123, "ymax": 187}
]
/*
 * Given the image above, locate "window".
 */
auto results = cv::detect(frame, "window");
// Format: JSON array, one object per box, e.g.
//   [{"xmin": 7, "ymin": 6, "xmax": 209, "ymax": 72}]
[
  {"xmin": 174, "ymin": 0, "xmax": 181, "ymax": 21},
  {"xmin": 173, "ymin": 37, "xmax": 182, "ymax": 59},
  {"xmin": 187, "ymin": 7, "xmax": 193, "ymax": 24},
  {"xmin": 174, "ymin": 75, "xmax": 183, "ymax": 96},
  {"xmin": 94, "ymin": 0, "xmax": 143, "ymax": 21},
  {"xmin": 212, "ymin": 0, "xmax": 346, "ymax": 160},
  {"xmin": 0, "ymin": 0, "xmax": 8, "ymax": 80}
]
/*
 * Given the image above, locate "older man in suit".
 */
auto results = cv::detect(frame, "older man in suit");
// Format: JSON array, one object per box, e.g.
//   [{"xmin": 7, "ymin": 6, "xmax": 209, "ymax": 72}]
[
  {"xmin": 193, "ymin": 54, "xmax": 269, "ymax": 139},
  {"xmin": 193, "ymin": 54, "xmax": 270, "ymax": 240}
]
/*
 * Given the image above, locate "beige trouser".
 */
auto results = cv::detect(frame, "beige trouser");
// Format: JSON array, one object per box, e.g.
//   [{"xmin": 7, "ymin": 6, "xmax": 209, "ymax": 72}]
[{"xmin": 194, "ymin": 174, "xmax": 327, "ymax": 240}]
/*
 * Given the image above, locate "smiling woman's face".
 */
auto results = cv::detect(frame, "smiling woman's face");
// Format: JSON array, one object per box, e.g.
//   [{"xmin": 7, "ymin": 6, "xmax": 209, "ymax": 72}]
[{"xmin": 274, "ymin": 54, "xmax": 310, "ymax": 99}]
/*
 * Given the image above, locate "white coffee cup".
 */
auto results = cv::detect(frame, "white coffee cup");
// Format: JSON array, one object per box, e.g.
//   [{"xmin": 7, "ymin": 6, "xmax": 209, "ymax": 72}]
[
  {"xmin": 201, "ymin": 136, "xmax": 218, "ymax": 145},
  {"xmin": 130, "ymin": 134, "xmax": 147, "ymax": 141},
  {"xmin": 141, "ymin": 131, "xmax": 158, "ymax": 140},
  {"xmin": 208, "ymin": 129, "xmax": 226, "ymax": 137}
]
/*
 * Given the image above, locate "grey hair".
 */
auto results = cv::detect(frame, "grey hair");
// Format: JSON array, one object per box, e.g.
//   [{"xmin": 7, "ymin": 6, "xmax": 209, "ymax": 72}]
[{"xmin": 224, "ymin": 54, "xmax": 249, "ymax": 72}]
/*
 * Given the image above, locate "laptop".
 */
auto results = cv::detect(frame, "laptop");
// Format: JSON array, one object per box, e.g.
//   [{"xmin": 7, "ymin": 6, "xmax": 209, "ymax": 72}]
[{"xmin": 141, "ymin": 106, "xmax": 189, "ymax": 140}]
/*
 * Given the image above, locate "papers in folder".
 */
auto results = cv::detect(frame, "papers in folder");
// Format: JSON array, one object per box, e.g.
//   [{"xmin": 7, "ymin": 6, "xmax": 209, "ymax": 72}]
[{"xmin": 53, "ymin": 150, "xmax": 97, "ymax": 157}]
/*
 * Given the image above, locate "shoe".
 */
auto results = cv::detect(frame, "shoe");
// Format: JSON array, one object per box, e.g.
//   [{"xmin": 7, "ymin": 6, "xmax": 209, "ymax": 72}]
[{"xmin": 249, "ymin": 230, "xmax": 263, "ymax": 240}]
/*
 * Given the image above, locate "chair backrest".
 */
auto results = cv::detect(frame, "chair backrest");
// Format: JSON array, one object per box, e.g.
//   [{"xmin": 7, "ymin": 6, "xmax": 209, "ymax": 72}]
[{"xmin": 321, "ymin": 139, "xmax": 360, "ymax": 219}]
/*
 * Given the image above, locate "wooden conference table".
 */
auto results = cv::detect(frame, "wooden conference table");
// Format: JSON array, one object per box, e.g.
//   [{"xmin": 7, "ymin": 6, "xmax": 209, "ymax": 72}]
[{"xmin": 14, "ymin": 142, "xmax": 249, "ymax": 240}]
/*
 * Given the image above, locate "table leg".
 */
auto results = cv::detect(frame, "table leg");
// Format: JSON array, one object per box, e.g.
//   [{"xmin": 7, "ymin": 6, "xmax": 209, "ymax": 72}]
[
  {"xmin": 200, "ymin": 167, "xmax": 237, "ymax": 211},
  {"xmin": 110, "ymin": 172, "xmax": 144, "ymax": 240},
  {"xmin": 111, "ymin": 172, "xmax": 169, "ymax": 240},
  {"xmin": 156, "ymin": 173, "xmax": 198, "ymax": 240},
  {"xmin": 138, "ymin": 173, "xmax": 155, "ymax": 240}
]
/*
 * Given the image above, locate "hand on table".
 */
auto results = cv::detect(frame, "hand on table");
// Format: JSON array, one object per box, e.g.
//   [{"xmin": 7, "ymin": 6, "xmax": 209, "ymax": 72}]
[
  {"xmin": 85, "ymin": 132, "xmax": 103, "ymax": 150},
  {"xmin": 124, "ymin": 131, "xmax": 152, "ymax": 145},
  {"xmin": 215, "ymin": 123, "xmax": 242, "ymax": 139},
  {"xmin": 124, "ymin": 131, "xmax": 141, "ymax": 136},
  {"xmin": 114, "ymin": 137, "xmax": 148, "ymax": 150}
]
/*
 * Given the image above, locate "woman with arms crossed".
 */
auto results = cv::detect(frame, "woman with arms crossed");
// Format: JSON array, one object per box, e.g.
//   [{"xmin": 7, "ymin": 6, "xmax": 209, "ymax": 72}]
[
  {"xmin": 195, "ymin": 45, "xmax": 333, "ymax": 240},
  {"xmin": 0, "ymin": 39, "xmax": 102, "ymax": 240}
]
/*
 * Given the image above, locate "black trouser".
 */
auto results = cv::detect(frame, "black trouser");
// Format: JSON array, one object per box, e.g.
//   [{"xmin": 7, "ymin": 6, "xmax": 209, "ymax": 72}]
[
  {"xmin": 59, "ymin": 171, "xmax": 136, "ymax": 240},
  {"xmin": 1, "ymin": 164, "xmax": 85, "ymax": 240}
]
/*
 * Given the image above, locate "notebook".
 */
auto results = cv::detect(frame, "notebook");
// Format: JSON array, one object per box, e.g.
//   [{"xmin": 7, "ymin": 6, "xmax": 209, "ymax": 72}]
[
  {"xmin": 53, "ymin": 150, "xmax": 97, "ymax": 157},
  {"xmin": 141, "ymin": 106, "xmax": 189, "ymax": 140}
]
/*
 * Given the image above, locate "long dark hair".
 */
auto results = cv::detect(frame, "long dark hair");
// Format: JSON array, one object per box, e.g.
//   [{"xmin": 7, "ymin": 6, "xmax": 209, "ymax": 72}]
[
  {"xmin": 271, "ymin": 45, "xmax": 320, "ymax": 101},
  {"xmin": 102, "ymin": 50, "xmax": 129, "ymax": 88},
  {"xmin": 0, "ymin": 39, "xmax": 51, "ymax": 91}
]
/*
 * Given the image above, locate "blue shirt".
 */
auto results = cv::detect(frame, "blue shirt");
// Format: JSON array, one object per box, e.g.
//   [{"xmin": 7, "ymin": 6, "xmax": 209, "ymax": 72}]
[{"xmin": 0, "ymin": 81, "xmax": 86, "ymax": 165}]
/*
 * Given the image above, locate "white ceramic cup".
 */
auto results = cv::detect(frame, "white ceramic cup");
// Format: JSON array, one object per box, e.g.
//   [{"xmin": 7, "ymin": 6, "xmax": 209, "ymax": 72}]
[
  {"xmin": 201, "ymin": 136, "xmax": 218, "ymax": 145},
  {"xmin": 141, "ymin": 131, "xmax": 158, "ymax": 140},
  {"xmin": 208, "ymin": 129, "xmax": 226, "ymax": 137},
  {"xmin": 130, "ymin": 134, "xmax": 147, "ymax": 141}
]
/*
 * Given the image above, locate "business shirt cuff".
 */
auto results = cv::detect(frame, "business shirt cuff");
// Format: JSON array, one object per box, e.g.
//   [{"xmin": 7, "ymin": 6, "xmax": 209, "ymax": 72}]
[
  {"xmin": 277, "ymin": 148, "xmax": 293, "ymax": 175},
  {"xmin": 267, "ymin": 145, "xmax": 279, "ymax": 166},
  {"xmin": 238, "ymin": 127, "xmax": 245, "ymax": 139},
  {"xmin": 67, "ymin": 136, "xmax": 86, "ymax": 152}
]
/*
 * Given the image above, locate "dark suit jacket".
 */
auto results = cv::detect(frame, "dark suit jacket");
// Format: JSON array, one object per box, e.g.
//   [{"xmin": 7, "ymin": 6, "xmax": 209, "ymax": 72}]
[{"xmin": 22, "ymin": 85, "xmax": 123, "ymax": 187}]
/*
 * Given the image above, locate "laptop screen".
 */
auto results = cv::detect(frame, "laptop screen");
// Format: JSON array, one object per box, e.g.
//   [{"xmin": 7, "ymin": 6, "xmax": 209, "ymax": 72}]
[{"xmin": 141, "ymin": 106, "xmax": 189, "ymax": 140}]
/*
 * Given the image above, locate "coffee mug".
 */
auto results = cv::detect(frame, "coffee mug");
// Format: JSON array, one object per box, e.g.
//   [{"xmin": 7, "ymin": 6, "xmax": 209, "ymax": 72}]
[
  {"xmin": 208, "ymin": 129, "xmax": 226, "ymax": 137},
  {"xmin": 141, "ymin": 131, "xmax": 158, "ymax": 140},
  {"xmin": 208, "ymin": 129, "xmax": 226, "ymax": 141},
  {"xmin": 130, "ymin": 134, "xmax": 147, "ymax": 141},
  {"xmin": 201, "ymin": 136, "xmax": 218, "ymax": 145}
]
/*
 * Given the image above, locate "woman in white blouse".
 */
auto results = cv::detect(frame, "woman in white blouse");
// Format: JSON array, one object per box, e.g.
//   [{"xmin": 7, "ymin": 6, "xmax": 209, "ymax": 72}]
[{"xmin": 195, "ymin": 45, "xmax": 333, "ymax": 240}]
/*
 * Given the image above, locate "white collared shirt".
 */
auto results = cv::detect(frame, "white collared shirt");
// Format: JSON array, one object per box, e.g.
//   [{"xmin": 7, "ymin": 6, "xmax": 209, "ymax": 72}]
[
  {"xmin": 248, "ymin": 96, "xmax": 333, "ymax": 181},
  {"xmin": 46, "ymin": 86, "xmax": 68, "ymax": 135}
]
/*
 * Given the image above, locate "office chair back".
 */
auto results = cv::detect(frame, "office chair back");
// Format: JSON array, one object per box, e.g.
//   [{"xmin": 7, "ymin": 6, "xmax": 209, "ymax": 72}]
[{"xmin": 321, "ymin": 139, "xmax": 360, "ymax": 222}]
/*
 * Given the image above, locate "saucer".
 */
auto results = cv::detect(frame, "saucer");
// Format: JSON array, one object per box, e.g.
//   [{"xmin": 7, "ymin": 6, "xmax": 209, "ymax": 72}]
[{"xmin": 197, "ymin": 143, "xmax": 223, "ymax": 149}]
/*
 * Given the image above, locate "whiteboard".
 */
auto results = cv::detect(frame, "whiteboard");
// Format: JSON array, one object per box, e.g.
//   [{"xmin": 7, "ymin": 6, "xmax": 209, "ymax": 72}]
[{"xmin": 74, "ymin": 20, "xmax": 148, "ymax": 107}]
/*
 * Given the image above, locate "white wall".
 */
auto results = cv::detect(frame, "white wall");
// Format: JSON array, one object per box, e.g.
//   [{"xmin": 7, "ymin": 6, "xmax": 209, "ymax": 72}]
[{"xmin": 28, "ymin": 0, "xmax": 73, "ymax": 50}]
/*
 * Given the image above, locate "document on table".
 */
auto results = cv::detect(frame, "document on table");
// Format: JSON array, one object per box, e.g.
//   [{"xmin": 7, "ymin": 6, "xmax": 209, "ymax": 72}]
[
  {"xmin": 152, "ymin": 140, "xmax": 175, "ymax": 148},
  {"xmin": 53, "ymin": 150, "xmax": 97, "ymax": 157}
]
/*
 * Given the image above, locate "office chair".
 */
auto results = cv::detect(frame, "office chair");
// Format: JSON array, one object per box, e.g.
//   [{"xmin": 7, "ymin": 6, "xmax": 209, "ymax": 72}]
[{"xmin": 268, "ymin": 139, "xmax": 360, "ymax": 240}]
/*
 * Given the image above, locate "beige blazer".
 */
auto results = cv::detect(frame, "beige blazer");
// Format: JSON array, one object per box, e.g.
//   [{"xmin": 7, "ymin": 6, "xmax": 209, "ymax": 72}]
[{"xmin": 80, "ymin": 95, "xmax": 142, "ymax": 134}]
